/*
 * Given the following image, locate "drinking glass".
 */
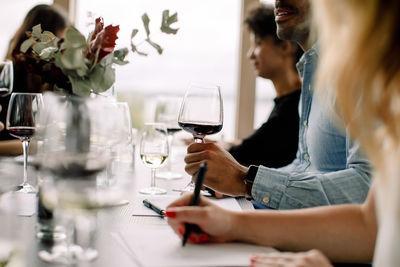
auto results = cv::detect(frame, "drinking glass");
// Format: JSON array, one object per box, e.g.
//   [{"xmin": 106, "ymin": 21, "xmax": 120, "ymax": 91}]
[
  {"xmin": 6, "ymin": 92, "xmax": 43, "ymax": 193},
  {"xmin": 154, "ymin": 96, "xmax": 183, "ymax": 180},
  {"xmin": 0, "ymin": 60, "xmax": 13, "ymax": 97},
  {"xmin": 178, "ymin": 84, "xmax": 223, "ymax": 143},
  {"xmin": 139, "ymin": 123, "xmax": 169, "ymax": 195},
  {"xmin": 37, "ymin": 93, "xmax": 111, "ymax": 264}
]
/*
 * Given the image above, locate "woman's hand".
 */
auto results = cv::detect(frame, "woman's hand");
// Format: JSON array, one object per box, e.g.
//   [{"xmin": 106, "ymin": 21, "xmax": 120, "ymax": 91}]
[
  {"xmin": 165, "ymin": 193, "xmax": 239, "ymax": 244},
  {"xmin": 250, "ymin": 250, "xmax": 333, "ymax": 267}
]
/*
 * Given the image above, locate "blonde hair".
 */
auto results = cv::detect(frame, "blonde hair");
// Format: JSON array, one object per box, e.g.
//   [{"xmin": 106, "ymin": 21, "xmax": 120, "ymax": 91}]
[{"xmin": 312, "ymin": 0, "xmax": 400, "ymax": 172}]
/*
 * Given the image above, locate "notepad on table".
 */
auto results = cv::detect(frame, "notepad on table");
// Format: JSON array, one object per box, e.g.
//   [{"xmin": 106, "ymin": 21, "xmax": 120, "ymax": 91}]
[{"xmin": 113, "ymin": 225, "xmax": 276, "ymax": 267}]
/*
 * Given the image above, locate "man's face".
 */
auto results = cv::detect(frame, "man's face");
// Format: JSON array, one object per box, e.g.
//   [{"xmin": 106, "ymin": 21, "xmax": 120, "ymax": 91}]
[{"xmin": 275, "ymin": 0, "xmax": 310, "ymax": 44}]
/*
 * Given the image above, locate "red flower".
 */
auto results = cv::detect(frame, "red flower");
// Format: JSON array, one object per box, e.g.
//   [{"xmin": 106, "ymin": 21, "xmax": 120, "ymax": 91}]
[{"xmin": 87, "ymin": 17, "xmax": 120, "ymax": 64}]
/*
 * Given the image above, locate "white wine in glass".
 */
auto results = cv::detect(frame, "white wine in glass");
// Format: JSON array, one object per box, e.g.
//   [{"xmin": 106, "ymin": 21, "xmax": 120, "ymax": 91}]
[{"xmin": 139, "ymin": 123, "xmax": 169, "ymax": 195}]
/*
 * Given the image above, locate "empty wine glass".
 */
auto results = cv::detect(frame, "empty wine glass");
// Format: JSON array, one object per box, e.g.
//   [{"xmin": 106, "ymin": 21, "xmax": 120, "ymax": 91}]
[
  {"xmin": 154, "ymin": 96, "xmax": 183, "ymax": 180},
  {"xmin": 6, "ymin": 92, "xmax": 43, "ymax": 193},
  {"xmin": 139, "ymin": 123, "xmax": 169, "ymax": 195},
  {"xmin": 0, "ymin": 60, "xmax": 13, "ymax": 97},
  {"xmin": 178, "ymin": 83, "xmax": 223, "ymax": 143}
]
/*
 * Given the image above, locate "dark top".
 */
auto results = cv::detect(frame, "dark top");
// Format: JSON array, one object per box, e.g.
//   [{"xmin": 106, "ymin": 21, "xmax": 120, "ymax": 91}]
[{"xmin": 229, "ymin": 89, "xmax": 301, "ymax": 168}]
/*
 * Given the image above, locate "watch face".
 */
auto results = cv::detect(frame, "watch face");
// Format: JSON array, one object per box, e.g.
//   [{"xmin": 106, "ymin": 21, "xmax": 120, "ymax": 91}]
[{"xmin": 245, "ymin": 165, "xmax": 258, "ymax": 183}]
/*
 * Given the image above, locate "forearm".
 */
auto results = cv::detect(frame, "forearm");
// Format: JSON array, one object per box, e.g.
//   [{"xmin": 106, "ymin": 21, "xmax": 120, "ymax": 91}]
[
  {"xmin": 0, "ymin": 140, "xmax": 22, "ymax": 156},
  {"xmin": 232, "ymin": 204, "xmax": 376, "ymax": 263}
]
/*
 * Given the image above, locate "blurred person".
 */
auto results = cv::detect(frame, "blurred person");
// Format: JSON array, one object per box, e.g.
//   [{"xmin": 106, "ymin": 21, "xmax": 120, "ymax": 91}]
[
  {"xmin": 166, "ymin": 0, "xmax": 400, "ymax": 265},
  {"xmin": 183, "ymin": 0, "xmax": 371, "ymax": 209},
  {"xmin": 0, "ymin": 105, "xmax": 3, "ymax": 131},
  {"xmin": 0, "ymin": 4, "xmax": 68, "ymax": 155},
  {"xmin": 227, "ymin": 4, "xmax": 302, "ymax": 168}
]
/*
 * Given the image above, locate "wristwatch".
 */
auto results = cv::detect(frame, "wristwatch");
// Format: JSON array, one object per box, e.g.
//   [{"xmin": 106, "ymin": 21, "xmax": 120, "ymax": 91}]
[{"xmin": 243, "ymin": 165, "xmax": 258, "ymax": 200}]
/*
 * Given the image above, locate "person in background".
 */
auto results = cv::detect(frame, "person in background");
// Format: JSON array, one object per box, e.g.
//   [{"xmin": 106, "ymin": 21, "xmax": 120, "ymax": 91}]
[
  {"xmin": 227, "ymin": 4, "xmax": 302, "ymax": 168},
  {"xmin": 0, "ymin": 105, "xmax": 3, "ymax": 131},
  {"xmin": 0, "ymin": 4, "xmax": 68, "ymax": 155},
  {"xmin": 166, "ymin": 0, "xmax": 400, "ymax": 265},
  {"xmin": 183, "ymin": 0, "xmax": 371, "ymax": 210}
]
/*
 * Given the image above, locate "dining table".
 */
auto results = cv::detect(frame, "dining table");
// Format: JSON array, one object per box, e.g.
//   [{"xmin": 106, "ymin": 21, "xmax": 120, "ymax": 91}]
[{"xmin": 0, "ymin": 143, "xmax": 256, "ymax": 267}]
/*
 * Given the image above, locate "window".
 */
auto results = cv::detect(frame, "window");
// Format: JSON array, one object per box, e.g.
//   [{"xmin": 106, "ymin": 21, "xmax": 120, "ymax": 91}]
[{"xmin": 75, "ymin": 0, "xmax": 241, "ymax": 140}]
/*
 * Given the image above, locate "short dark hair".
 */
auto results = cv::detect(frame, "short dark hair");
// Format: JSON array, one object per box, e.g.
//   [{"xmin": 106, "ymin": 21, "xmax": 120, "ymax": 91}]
[
  {"xmin": 245, "ymin": 4, "xmax": 279, "ymax": 41},
  {"xmin": 245, "ymin": 4, "xmax": 303, "ymax": 64}
]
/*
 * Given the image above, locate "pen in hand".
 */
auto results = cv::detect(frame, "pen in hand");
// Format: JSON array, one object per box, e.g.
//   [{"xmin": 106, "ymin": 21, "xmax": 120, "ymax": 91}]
[{"xmin": 182, "ymin": 162, "xmax": 208, "ymax": 247}]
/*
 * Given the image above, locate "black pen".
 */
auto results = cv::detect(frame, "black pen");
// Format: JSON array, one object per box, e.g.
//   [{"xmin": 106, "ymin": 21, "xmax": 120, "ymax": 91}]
[
  {"xmin": 182, "ymin": 162, "xmax": 208, "ymax": 247},
  {"xmin": 143, "ymin": 199, "xmax": 165, "ymax": 217}
]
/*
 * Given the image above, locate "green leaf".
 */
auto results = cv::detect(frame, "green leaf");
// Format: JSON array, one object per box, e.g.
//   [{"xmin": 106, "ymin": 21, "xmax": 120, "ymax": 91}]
[
  {"xmin": 32, "ymin": 24, "xmax": 42, "ymax": 39},
  {"xmin": 160, "ymin": 10, "xmax": 179, "ymax": 34},
  {"xmin": 20, "ymin": 38, "xmax": 35, "ymax": 53},
  {"xmin": 131, "ymin": 43, "xmax": 148, "ymax": 56},
  {"xmin": 89, "ymin": 65, "xmax": 115, "ymax": 93},
  {"xmin": 39, "ymin": 46, "xmax": 58, "ymax": 61},
  {"xmin": 41, "ymin": 31, "xmax": 57, "ymax": 42},
  {"xmin": 64, "ymin": 27, "xmax": 87, "ymax": 49},
  {"xmin": 145, "ymin": 38, "xmax": 163, "ymax": 54},
  {"xmin": 113, "ymin": 48, "xmax": 129, "ymax": 65},
  {"xmin": 142, "ymin": 13, "xmax": 151, "ymax": 37},
  {"xmin": 70, "ymin": 78, "xmax": 92, "ymax": 97},
  {"xmin": 131, "ymin": 29, "xmax": 139, "ymax": 39}
]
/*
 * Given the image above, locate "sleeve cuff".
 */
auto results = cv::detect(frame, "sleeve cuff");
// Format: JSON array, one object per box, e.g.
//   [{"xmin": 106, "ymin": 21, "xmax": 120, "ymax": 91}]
[{"xmin": 251, "ymin": 166, "xmax": 289, "ymax": 209}]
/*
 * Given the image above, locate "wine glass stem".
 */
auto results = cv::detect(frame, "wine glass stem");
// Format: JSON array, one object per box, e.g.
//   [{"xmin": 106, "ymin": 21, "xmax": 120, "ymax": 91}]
[
  {"xmin": 151, "ymin": 168, "xmax": 156, "ymax": 188},
  {"xmin": 167, "ymin": 135, "xmax": 174, "ymax": 172},
  {"xmin": 22, "ymin": 139, "xmax": 30, "ymax": 184},
  {"xmin": 194, "ymin": 137, "xmax": 204, "ymax": 143}
]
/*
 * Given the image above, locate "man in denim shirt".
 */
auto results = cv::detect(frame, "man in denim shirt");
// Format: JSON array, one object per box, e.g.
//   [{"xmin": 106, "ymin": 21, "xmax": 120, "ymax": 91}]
[{"xmin": 184, "ymin": 0, "xmax": 371, "ymax": 209}]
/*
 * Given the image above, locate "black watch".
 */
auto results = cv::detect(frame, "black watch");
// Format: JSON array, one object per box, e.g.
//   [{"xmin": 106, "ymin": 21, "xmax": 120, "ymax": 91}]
[{"xmin": 243, "ymin": 165, "xmax": 258, "ymax": 200}]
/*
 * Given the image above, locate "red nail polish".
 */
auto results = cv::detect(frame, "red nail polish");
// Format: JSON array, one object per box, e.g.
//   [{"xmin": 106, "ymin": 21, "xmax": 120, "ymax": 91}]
[
  {"xmin": 199, "ymin": 234, "xmax": 209, "ymax": 242},
  {"xmin": 178, "ymin": 228, "xmax": 184, "ymax": 235},
  {"xmin": 250, "ymin": 255, "xmax": 259, "ymax": 262},
  {"xmin": 189, "ymin": 236, "xmax": 197, "ymax": 243},
  {"xmin": 165, "ymin": 211, "xmax": 176, "ymax": 218}
]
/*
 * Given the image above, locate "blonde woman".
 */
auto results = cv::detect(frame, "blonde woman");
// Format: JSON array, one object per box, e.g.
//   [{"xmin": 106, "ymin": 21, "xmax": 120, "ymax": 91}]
[{"xmin": 165, "ymin": 0, "xmax": 400, "ymax": 265}]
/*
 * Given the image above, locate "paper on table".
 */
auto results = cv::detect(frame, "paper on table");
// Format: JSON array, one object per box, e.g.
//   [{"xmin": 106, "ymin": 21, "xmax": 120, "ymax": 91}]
[
  {"xmin": 116, "ymin": 225, "xmax": 276, "ymax": 267},
  {"xmin": 0, "ymin": 192, "xmax": 36, "ymax": 217},
  {"xmin": 132, "ymin": 195, "xmax": 242, "ymax": 216}
]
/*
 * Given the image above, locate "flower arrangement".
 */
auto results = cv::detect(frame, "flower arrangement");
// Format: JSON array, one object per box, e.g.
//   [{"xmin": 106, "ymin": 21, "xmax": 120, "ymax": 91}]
[{"xmin": 17, "ymin": 10, "xmax": 178, "ymax": 97}]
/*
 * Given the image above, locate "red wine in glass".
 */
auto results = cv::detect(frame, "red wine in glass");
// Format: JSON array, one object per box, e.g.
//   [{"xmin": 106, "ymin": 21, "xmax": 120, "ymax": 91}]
[
  {"xmin": 8, "ymin": 127, "xmax": 35, "ymax": 140},
  {"xmin": 178, "ymin": 122, "xmax": 222, "ymax": 140}
]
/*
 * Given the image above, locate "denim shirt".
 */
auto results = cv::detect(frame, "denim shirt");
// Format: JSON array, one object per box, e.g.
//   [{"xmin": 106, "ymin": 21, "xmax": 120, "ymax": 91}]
[{"xmin": 251, "ymin": 45, "xmax": 372, "ymax": 209}]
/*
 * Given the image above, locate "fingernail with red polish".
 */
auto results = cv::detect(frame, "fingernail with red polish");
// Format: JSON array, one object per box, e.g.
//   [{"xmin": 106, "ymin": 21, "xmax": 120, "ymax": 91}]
[
  {"xmin": 250, "ymin": 255, "xmax": 259, "ymax": 262},
  {"xmin": 189, "ymin": 236, "xmax": 197, "ymax": 243},
  {"xmin": 165, "ymin": 211, "xmax": 176, "ymax": 218},
  {"xmin": 199, "ymin": 234, "xmax": 209, "ymax": 242},
  {"xmin": 178, "ymin": 228, "xmax": 184, "ymax": 235}
]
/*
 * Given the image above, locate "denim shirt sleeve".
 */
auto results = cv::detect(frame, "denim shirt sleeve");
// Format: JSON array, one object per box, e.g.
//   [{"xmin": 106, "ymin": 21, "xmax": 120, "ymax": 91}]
[{"xmin": 251, "ymin": 134, "xmax": 372, "ymax": 210}]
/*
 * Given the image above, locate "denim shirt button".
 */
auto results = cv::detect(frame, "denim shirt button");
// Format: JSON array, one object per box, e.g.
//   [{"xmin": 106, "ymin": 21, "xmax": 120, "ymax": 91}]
[
  {"xmin": 263, "ymin": 193, "xmax": 270, "ymax": 204},
  {"xmin": 303, "ymin": 120, "xmax": 307, "ymax": 126},
  {"xmin": 303, "ymin": 153, "xmax": 309, "ymax": 161}
]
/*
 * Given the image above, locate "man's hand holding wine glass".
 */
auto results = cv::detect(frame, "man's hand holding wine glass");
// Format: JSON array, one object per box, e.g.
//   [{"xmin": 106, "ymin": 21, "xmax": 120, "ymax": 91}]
[{"xmin": 184, "ymin": 142, "xmax": 248, "ymax": 196}]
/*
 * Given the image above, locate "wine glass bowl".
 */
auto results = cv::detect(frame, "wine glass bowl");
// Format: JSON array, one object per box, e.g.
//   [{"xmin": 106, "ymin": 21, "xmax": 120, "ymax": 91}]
[
  {"xmin": 154, "ymin": 96, "xmax": 183, "ymax": 180},
  {"xmin": 0, "ymin": 60, "xmax": 13, "ymax": 97},
  {"xmin": 139, "ymin": 123, "xmax": 169, "ymax": 195},
  {"xmin": 6, "ymin": 92, "xmax": 43, "ymax": 193},
  {"xmin": 178, "ymin": 84, "xmax": 223, "ymax": 143}
]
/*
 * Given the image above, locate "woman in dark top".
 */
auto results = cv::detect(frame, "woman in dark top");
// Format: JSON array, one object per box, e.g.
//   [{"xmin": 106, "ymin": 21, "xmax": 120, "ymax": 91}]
[
  {"xmin": 0, "ymin": 4, "xmax": 68, "ymax": 155},
  {"xmin": 228, "ymin": 4, "xmax": 303, "ymax": 168}
]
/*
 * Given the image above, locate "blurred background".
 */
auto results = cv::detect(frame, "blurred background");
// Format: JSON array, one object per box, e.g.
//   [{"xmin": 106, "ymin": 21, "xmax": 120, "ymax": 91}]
[{"xmin": 0, "ymin": 0, "xmax": 275, "ymax": 142}]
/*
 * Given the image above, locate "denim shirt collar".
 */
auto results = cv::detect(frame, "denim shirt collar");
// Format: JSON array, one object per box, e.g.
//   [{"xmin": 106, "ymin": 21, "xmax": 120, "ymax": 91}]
[{"xmin": 296, "ymin": 43, "xmax": 319, "ymax": 77}]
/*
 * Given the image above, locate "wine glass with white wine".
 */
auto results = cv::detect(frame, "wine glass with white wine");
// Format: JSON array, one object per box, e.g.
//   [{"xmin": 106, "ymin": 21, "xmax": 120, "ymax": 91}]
[{"xmin": 139, "ymin": 123, "xmax": 169, "ymax": 195}]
